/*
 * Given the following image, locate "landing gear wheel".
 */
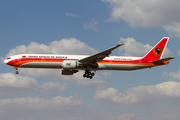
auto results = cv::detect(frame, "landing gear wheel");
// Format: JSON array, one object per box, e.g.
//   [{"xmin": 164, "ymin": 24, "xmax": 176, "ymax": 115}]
[
  {"xmin": 16, "ymin": 71, "xmax": 19, "ymax": 74},
  {"xmin": 91, "ymin": 72, "xmax": 95, "ymax": 76},
  {"xmin": 89, "ymin": 76, "xmax": 93, "ymax": 79},
  {"xmin": 83, "ymin": 74, "xmax": 86, "ymax": 78},
  {"xmin": 83, "ymin": 70, "xmax": 95, "ymax": 79}
]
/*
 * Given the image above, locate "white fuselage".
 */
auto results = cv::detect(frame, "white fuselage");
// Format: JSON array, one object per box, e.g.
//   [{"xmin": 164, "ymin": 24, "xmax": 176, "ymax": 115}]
[{"xmin": 4, "ymin": 54, "xmax": 157, "ymax": 71}]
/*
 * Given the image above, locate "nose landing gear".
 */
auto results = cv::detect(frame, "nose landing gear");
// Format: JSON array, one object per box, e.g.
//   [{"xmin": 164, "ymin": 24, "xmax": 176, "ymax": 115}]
[
  {"xmin": 13, "ymin": 66, "xmax": 19, "ymax": 74},
  {"xmin": 16, "ymin": 70, "xmax": 19, "ymax": 74}
]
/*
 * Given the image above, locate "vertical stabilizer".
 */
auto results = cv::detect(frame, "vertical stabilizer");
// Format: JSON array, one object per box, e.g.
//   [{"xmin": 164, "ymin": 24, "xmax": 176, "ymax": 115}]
[{"xmin": 142, "ymin": 37, "xmax": 169, "ymax": 61}]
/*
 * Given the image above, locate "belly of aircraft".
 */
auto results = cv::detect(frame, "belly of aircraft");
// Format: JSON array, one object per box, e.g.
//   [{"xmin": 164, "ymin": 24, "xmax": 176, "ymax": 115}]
[
  {"xmin": 20, "ymin": 62, "xmax": 63, "ymax": 69},
  {"xmin": 97, "ymin": 64, "xmax": 152, "ymax": 70},
  {"xmin": 19, "ymin": 62, "xmax": 152, "ymax": 71}
]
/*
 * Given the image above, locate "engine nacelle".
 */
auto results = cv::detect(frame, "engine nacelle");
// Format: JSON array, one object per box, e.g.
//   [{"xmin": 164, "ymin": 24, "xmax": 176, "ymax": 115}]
[
  {"xmin": 61, "ymin": 70, "xmax": 78, "ymax": 75},
  {"xmin": 62, "ymin": 60, "xmax": 77, "ymax": 69}
]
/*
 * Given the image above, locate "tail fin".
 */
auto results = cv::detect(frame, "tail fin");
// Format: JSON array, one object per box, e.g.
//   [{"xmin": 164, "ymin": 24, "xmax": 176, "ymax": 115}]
[{"xmin": 142, "ymin": 37, "xmax": 169, "ymax": 61}]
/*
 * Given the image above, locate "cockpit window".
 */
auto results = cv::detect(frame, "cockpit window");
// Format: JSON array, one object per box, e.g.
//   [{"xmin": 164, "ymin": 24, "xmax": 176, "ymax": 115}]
[{"xmin": 6, "ymin": 58, "xmax": 11, "ymax": 59}]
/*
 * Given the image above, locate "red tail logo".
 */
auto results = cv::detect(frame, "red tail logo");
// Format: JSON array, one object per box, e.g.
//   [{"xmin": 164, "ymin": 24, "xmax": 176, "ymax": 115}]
[{"xmin": 142, "ymin": 37, "xmax": 169, "ymax": 61}]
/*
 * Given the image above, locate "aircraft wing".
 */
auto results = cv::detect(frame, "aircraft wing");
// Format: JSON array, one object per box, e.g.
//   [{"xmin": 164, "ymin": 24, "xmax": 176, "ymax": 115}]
[
  {"xmin": 150, "ymin": 57, "xmax": 175, "ymax": 63},
  {"xmin": 78, "ymin": 44, "xmax": 124, "ymax": 64}
]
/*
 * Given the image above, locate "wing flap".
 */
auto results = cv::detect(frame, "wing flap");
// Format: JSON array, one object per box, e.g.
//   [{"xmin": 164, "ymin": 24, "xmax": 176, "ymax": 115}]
[{"xmin": 150, "ymin": 57, "xmax": 175, "ymax": 63}]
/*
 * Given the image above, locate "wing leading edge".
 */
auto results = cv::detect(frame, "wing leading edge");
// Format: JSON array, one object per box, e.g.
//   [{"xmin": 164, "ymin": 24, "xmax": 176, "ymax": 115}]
[{"xmin": 78, "ymin": 44, "xmax": 124, "ymax": 64}]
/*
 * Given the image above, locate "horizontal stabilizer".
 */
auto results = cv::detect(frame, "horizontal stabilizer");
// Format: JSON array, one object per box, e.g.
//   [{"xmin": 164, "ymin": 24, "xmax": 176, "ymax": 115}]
[{"xmin": 150, "ymin": 57, "xmax": 175, "ymax": 63}]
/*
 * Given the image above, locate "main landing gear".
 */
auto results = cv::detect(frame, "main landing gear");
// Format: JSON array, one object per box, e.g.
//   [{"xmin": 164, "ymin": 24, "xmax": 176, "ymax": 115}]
[{"xmin": 83, "ymin": 70, "xmax": 95, "ymax": 79}]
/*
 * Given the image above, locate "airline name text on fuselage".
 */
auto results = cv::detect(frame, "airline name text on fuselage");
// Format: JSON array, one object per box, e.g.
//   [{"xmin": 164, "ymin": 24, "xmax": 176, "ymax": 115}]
[{"xmin": 26, "ymin": 56, "xmax": 68, "ymax": 59}]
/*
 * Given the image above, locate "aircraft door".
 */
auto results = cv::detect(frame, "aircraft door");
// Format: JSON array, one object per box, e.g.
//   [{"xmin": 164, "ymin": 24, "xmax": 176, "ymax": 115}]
[
  {"xmin": 139, "ymin": 60, "xmax": 142, "ymax": 64},
  {"xmin": 109, "ymin": 58, "xmax": 112, "ymax": 63},
  {"xmin": 17, "ymin": 56, "xmax": 21, "ymax": 62},
  {"xmin": 41, "ymin": 58, "xmax": 45, "ymax": 62}
]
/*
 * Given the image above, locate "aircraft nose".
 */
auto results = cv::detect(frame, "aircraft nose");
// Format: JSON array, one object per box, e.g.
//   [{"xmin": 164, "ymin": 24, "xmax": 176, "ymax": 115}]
[
  {"xmin": 4, "ymin": 58, "xmax": 11, "ymax": 64},
  {"xmin": 4, "ymin": 59, "xmax": 8, "ymax": 64}
]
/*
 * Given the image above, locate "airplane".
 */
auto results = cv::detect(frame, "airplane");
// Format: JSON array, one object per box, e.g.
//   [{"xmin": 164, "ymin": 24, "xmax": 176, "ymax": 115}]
[{"xmin": 4, "ymin": 37, "xmax": 174, "ymax": 79}]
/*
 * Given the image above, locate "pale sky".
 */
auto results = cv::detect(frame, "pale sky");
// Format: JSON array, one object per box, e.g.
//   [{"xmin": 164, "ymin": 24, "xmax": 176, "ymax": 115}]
[{"xmin": 1, "ymin": 0, "xmax": 180, "ymax": 120}]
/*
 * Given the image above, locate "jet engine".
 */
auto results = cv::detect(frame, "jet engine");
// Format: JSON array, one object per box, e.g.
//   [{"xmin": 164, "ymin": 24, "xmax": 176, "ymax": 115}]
[
  {"xmin": 61, "ymin": 70, "xmax": 78, "ymax": 75},
  {"xmin": 62, "ymin": 60, "xmax": 77, "ymax": 69},
  {"xmin": 62, "ymin": 60, "xmax": 79, "ymax": 75}
]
